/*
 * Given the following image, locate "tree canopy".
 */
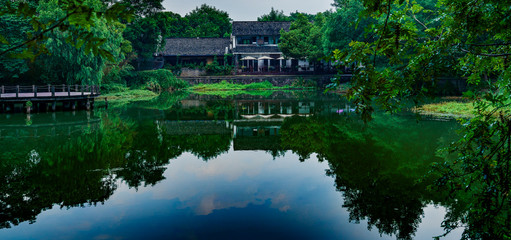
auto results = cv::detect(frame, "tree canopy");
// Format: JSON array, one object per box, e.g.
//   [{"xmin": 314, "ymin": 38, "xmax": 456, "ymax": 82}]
[
  {"xmin": 322, "ymin": 0, "xmax": 373, "ymax": 55},
  {"xmin": 257, "ymin": 7, "xmax": 291, "ymax": 22},
  {"xmin": 0, "ymin": 0, "xmax": 134, "ymax": 84},
  {"xmin": 279, "ymin": 13, "xmax": 325, "ymax": 61},
  {"xmin": 0, "ymin": 0, "xmax": 129, "ymax": 61},
  {"xmin": 182, "ymin": 4, "xmax": 232, "ymax": 38},
  {"xmin": 124, "ymin": 4, "xmax": 232, "ymax": 70}
]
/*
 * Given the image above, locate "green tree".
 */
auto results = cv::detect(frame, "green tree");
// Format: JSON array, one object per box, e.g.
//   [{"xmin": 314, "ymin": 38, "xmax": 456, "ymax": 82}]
[
  {"xmin": 0, "ymin": 0, "xmax": 129, "ymax": 61},
  {"xmin": 0, "ymin": 13, "xmax": 30, "ymax": 83},
  {"xmin": 279, "ymin": 13, "xmax": 325, "ymax": 68},
  {"xmin": 289, "ymin": 11, "xmax": 316, "ymax": 22},
  {"xmin": 124, "ymin": 16, "xmax": 164, "ymax": 69},
  {"xmin": 322, "ymin": 0, "xmax": 373, "ymax": 55},
  {"xmin": 332, "ymin": 0, "xmax": 511, "ymax": 238},
  {"xmin": 182, "ymin": 4, "xmax": 232, "ymax": 38},
  {"xmin": 118, "ymin": 0, "xmax": 164, "ymax": 16},
  {"xmin": 124, "ymin": 11, "xmax": 183, "ymax": 70},
  {"xmin": 155, "ymin": 11, "xmax": 185, "ymax": 38},
  {"xmin": 29, "ymin": 0, "xmax": 128, "ymax": 85},
  {"xmin": 257, "ymin": 7, "xmax": 290, "ymax": 22}
]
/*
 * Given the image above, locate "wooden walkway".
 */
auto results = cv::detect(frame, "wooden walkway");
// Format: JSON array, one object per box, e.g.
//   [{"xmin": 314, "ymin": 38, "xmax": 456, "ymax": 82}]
[
  {"xmin": 0, "ymin": 85, "xmax": 101, "ymax": 112},
  {"xmin": 0, "ymin": 85, "xmax": 100, "ymax": 101}
]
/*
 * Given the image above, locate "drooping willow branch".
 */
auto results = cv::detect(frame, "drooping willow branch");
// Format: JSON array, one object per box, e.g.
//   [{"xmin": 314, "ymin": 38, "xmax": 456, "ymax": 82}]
[{"xmin": 0, "ymin": 10, "xmax": 77, "ymax": 57}]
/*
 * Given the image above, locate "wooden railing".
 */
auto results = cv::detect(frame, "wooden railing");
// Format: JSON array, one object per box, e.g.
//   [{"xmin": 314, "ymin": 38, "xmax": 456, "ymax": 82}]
[{"xmin": 0, "ymin": 85, "xmax": 100, "ymax": 98}]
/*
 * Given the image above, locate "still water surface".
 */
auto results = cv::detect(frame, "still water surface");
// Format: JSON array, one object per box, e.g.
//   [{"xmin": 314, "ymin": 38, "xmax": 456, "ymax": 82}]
[{"xmin": 0, "ymin": 91, "xmax": 463, "ymax": 239}]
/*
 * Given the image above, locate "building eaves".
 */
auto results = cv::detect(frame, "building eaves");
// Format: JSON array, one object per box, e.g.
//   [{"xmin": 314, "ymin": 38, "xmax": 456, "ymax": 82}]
[
  {"xmin": 160, "ymin": 38, "xmax": 230, "ymax": 56},
  {"xmin": 233, "ymin": 45, "xmax": 282, "ymax": 54},
  {"xmin": 232, "ymin": 21, "xmax": 291, "ymax": 36}
]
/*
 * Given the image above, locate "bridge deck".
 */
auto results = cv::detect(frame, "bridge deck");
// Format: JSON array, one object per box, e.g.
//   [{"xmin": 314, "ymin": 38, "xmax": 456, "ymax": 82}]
[
  {"xmin": 1, "ymin": 92, "xmax": 95, "ymax": 98},
  {"xmin": 0, "ymin": 85, "xmax": 100, "ymax": 103}
]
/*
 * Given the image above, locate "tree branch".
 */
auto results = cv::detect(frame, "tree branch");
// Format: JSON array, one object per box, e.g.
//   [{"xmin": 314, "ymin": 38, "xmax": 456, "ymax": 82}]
[
  {"xmin": 409, "ymin": 11, "xmax": 427, "ymax": 30},
  {"xmin": 0, "ymin": 10, "xmax": 76, "ymax": 57},
  {"xmin": 467, "ymin": 43, "xmax": 511, "ymax": 47},
  {"xmin": 461, "ymin": 48, "xmax": 511, "ymax": 57},
  {"xmin": 374, "ymin": 1, "xmax": 392, "ymax": 66}
]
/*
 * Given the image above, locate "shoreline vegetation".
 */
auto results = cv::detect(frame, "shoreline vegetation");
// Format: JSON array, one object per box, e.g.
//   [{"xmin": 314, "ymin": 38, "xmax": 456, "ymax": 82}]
[
  {"xmin": 416, "ymin": 99, "xmax": 474, "ymax": 118},
  {"xmin": 416, "ymin": 98, "xmax": 511, "ymax": 118},
  {"xmin": 101, "ymin": 79, "xmax": 316, "ymax": 106},
  {"xmin": 189, "ymin": 80, "xmax": 314, "ymax": 91},
  {"xmin": 100, "ymin": 75, "xmax": 479, "ymax": 119},
  {"xmin": 101, "ymin": 80, "xmax": 480, "ymax": 119}
]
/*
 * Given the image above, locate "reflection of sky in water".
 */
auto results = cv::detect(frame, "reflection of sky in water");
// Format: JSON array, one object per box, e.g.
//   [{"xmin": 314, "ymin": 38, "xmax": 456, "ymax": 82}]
[{"xmin": 0, "ymin": 146, "xmax": 462, "ymax": 240}]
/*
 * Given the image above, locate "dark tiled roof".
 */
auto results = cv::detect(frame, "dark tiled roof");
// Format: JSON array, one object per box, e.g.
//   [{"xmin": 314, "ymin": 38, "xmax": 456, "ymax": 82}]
[
  {"xmin": 233, "ymin": 45, "xmax": 282, "ymax": 54},
  {"xmin": 160, "ymin": 38, "xmax": 230, "ymax": 56},
  {"xmin": 233, "ymin": 21, "xmax": 291, "ymax": 36}
]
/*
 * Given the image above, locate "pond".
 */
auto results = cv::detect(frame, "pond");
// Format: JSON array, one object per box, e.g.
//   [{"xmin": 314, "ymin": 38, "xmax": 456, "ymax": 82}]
[{"xmin": 0, "ymin": 91, "xmax": 463, "ymax": 240}]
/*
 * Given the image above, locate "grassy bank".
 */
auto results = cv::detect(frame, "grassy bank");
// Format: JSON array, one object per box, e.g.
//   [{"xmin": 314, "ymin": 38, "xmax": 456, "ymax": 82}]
[
  {"xmin": 419, "ymin": 99, "xmax": 511, "ymax": 118},
  {"xmin": 189, "ymin": 80, "xmax": 313, "ymax": 92},
  {"xmin": 419, "ymin": 100, "xmax": 474, "ymax": 117},
  {"xmin": 99, "ymin": 69, "xmax": 189, "ymax": 108},
  {"xmin": 191, "ymin": 90, "xmax": 275, "ymax": 98},
  {"xmin": 100, "ymin": 89, "xmax": 158, "ymax": 108}
]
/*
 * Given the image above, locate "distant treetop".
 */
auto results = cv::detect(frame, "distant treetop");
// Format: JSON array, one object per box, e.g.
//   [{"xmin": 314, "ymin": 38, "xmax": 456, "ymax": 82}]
[{"xmin": 258, "ymin": 7, "xmax": 291, "ymax": 22}]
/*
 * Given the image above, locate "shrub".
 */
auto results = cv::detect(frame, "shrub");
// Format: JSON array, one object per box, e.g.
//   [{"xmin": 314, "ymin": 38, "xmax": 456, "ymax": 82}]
[
  {"xmin": 103, "ymin": 65, "xmax": 135, "ymax": 85},
  {"xmin": 204, "ymin": 57, "xmax": 234, "ymax": 76},
  {"xmin": 291, "ymin": 77, "xmax": 317, "ymax": 88},
  {"xmin": 101, "ymin": 83, "xmax": 129, "ymax": 93},
  {"xmin": 126, "ymin": 69, "xmax": 189, "ymax": 92}
]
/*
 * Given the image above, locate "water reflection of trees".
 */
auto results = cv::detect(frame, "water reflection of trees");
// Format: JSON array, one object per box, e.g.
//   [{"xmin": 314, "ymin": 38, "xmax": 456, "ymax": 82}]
[
  {"xmin": 0, "ymin": 96, "xmax": 461, "ymax": 239},
  {"xmin": 0, "ymin": 109, "xmax": 234, "ymax": 229},
  {"xmin": 280, "ymin": 114, "xmax": 458, "ymax": 239},
  {"xmin": 0, "ymin": 112, "xmax": 131, "ymax": 229}
]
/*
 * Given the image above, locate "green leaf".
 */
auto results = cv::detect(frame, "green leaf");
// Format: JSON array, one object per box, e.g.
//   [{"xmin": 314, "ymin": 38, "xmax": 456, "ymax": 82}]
[
  {"xmin": 99, "ymin": 49, "xmax": 115, "ymax": 62},
  {"xmin": 0, "ymin": 35, "xmax": 9, "ymax": 44}
]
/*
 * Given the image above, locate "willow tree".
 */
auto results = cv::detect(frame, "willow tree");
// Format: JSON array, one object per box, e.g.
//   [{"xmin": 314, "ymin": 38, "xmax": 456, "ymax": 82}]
[
  {"xmin": 0, "ymin": 0, "xmax": 132, "ymax": 84},
  {"xmin": 29, "ymin": 0, "xmax": 129, "ymax": 85},
  {"xmin": 0, "ymin": 13, "xmax": 30, "ymax": 83},
  {"xmin": 333, "ymin": 0, "xmax": 511, "ymax": 238}
]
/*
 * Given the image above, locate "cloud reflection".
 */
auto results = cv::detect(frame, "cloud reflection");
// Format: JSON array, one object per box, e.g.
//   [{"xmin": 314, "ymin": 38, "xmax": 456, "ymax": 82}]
[{"xmin": 147, "ymin": 150, "xmax": 329, "ymax": 216}]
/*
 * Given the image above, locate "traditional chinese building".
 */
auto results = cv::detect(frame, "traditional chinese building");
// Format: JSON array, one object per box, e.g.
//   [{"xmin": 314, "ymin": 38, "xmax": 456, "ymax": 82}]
[
  {"xmin": 156, "ymin": 22, "xmax": 316, "ymax": 75},
  {"xmin": 231, "ymin": 21, "xmax": 298, "ymax": 73},
  {"xmin": 157, "ymin": 37, "xmax": 231, "ymax": 66}
]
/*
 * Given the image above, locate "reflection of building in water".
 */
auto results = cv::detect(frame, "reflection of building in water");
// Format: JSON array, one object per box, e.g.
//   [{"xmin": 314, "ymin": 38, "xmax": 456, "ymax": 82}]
[
  {"xmin": 237, "ymin": 100, "xmax": 315, "ymax": 117},
  {"xmin": 236, "ymin": 99, "xmax": 354, "ymax": 118},
  {"xmin": 232, "ymin": 118, "xmax": 283, "ymax": 151},
  {"xmin": 157, "ymin": 95, "xmax": 356, "ymax": 151},
  {"xmin": 156, "ymin": 120, "xmax": 232, "ymax": 136},
  {"xmin": 179, "ymin": 100, "xmax": 208, "ymax": 108},
  {"xmin": 234, "ymin": 120, "xmax": 281, "ymax": 138}
]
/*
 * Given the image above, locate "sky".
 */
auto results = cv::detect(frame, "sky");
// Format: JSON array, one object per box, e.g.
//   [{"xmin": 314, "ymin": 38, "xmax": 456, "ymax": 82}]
[{"xmin": 162, "ymin": 0, "xmax": 334, "ymax": 21}]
